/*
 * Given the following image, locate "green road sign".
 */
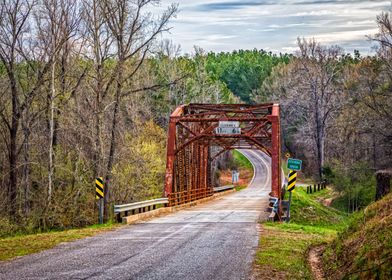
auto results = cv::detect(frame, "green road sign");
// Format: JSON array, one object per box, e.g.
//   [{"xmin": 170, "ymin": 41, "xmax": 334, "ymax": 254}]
[{"xmin": 287, "ymin": 158, "xmax": 302, "ymax": 171}]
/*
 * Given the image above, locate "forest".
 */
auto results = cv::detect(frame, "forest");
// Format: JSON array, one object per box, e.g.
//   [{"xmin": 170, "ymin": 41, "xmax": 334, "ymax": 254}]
[{"xmin": 0, "ymin": 0, "xmax": 391, "ymax": 235}]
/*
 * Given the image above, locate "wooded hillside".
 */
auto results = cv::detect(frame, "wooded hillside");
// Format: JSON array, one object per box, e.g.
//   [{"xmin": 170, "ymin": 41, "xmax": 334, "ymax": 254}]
[{"xmin": 0, "ymin": 0, "xmax": 391, "ymax": 234}]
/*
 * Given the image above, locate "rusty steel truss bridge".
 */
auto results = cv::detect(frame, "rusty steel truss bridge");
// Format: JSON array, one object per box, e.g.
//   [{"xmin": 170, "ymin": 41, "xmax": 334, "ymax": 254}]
[{"xmin": 164, "ymin": 103, "xmax": 282, "ymax": 211}]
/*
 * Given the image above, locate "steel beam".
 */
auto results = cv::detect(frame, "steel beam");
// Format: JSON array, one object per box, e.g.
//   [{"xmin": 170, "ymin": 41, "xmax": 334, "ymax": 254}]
[{"xmin": 164, "ymin": 103, "xmax": 281, "ymax": 208}]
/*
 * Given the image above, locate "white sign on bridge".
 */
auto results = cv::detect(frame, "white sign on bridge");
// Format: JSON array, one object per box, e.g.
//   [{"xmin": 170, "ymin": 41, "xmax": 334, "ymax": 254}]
[
  {"xmin": 215, "ymin": 121, "xmax": 241, "ymax": 134},
  {"xmin": 215, "ymin": 127, "xmax": 241, "ymax": 134}
]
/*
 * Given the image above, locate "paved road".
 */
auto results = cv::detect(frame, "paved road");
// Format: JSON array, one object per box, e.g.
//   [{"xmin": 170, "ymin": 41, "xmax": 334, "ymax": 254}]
[{"xmin": 0, "ymin": 149, "xmax": 271, "ymax": 280}]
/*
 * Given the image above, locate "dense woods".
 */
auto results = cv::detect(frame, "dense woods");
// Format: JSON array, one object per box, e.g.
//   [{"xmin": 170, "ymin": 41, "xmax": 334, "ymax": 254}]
[
  {"xmin": 0, "ymin": 0, "xmax": 391, "ymax": 235},
  {"xmin": 254, "ymin": 14, "xmax": 392, "ymax": 211}
]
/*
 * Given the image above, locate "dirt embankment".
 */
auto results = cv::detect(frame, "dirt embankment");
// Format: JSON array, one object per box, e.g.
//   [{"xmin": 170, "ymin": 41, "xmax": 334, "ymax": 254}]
[
  {"xmin": 322, "ymin": 193, "xmax": 392, "ymax": 279},
  {"xmin": 308, "ymin": 246, "xmax": 326, "ymax": 280}
]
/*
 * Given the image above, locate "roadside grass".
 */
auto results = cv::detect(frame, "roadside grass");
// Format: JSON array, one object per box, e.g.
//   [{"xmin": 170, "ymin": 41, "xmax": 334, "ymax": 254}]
[
  {"xmin": 233, "ymin": 150, "xmax": 253, "ymax": 170},
  {"xmin": 323, "ymin": 193, "xmax": 392, "ymax": 279},
  {"xmin": 290, "ymin": 187, "xmax": 348, "ymax": 230},
  {"xmin": 0, "ymin": 222, "xmax": 121, "ymax": 261},
  {"xmin": 235, "ymin": 185, "xmax": 247, "ymax": 191},
  {"xmin": 255, "ymin": 223, "xmax": 336, "ymax": 280},
  {"xmin": 254, "ymin": 187, "xmax": 349, "ymax": 279}
]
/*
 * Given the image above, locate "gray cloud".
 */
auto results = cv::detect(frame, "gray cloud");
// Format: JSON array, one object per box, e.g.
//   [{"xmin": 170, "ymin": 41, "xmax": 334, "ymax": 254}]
[
  {"xmin": 158, "ymin": 0, "xmax": 390, "ymax": 54},
  {"xmin": 195, "ymin": 1, "xmax": 274, "ymax": 11},
  {"xmin": 295, "ymin": 0, "xmax": 387, "ymax": 4}
]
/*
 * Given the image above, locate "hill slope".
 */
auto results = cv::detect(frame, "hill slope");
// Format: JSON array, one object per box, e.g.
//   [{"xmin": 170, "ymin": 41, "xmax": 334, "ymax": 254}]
[{"xmin": 322, "ymin": 193, "xmax": 392, "ymax": 279}]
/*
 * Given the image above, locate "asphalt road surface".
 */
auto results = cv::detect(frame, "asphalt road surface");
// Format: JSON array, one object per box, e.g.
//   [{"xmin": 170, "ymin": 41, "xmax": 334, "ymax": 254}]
[{"xmin": 0, "ymin": 149, "xmax": 271, "ymax": 280}]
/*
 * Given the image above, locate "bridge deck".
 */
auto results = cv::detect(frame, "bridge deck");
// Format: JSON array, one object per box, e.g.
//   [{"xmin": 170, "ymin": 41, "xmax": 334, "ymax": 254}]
[{"xmin": 0, "ymin": 150, "xmax": 271, "ymax": 280}]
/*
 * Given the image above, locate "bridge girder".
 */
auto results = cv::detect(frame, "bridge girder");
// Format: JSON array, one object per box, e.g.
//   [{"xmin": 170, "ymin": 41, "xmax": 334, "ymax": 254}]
[{"xmin": 164, "ymin": 103, "xmax": 281, "ymax": 207}]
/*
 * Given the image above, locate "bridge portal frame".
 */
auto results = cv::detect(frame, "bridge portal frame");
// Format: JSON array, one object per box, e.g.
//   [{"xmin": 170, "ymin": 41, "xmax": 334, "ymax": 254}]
[{"xmin": 164, "ymin": 103, "xmax": 281, "ymax": 210}]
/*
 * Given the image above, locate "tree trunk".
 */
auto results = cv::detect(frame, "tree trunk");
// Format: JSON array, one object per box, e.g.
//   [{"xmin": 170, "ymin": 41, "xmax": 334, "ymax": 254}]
[
  {"xmin": 314, "ymin": 100, "xmax": 323, "ymax": 180},
  {"xmin": 104, "ymin": 67, "xmax": 122, "ymax": 222},
  {"xmin": 375, "ymin": 170, "xmax": 392, "ymax": 201},
  {"xmin": 9, "ymin": 123, "xmax": 18, "ymax": 218},
  {"xmin": 93, "ymin": 97, "xmax": 102, "ymax": 178},
  {"xmin": 9, "ymin": 73, "xmax": 19, "ymax": 219},
  {"xmin": 48, "ymin": 61, "xmax": 56, "ymax": 203},
  {"xmin": 93, "ymin": 63, "xmax": 103, "ymax": 178},
  {"xmin": 319, "ymin": 128, "xmax": 325, "ymax": 179},
  {"xmin": 22, "ymin": 111, "xmax": 31, "ymax": 215}
]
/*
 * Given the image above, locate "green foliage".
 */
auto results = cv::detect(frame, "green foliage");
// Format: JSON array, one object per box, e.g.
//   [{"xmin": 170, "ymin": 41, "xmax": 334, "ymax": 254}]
[
  {"xmin": 290, "ymin": 187, "xmax": 348, "ymax": 230},
  {"xmin": 49, "ymin": 147, "xmax": 95, "ymax": 229},
  {"xmin": 325, "ymin": 161, "xmax": 376, "ymax": 212},
  {"xmin": 147, "ymin": 51, "xmax": 237, "ymax": 122},
  {"xmin": 0, "ymin": 217, "xmax": 19, "ymax": 238},
  {"xmin": 232, "ymin": 150, "xmax": 253, "ymax": 169},
  {"xmin": 112, "ymin": 120, "xmax": 167, "ymax": 203},
  {"xmin": 205, "ymin": 49, "xmax": 291, "ymax": 103}
]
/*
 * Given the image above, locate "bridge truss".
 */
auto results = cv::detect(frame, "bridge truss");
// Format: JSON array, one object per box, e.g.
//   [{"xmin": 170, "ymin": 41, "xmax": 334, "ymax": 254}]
[{"xmin": 164, "ymin": 103, "xmax": 281, "ymax": 208}]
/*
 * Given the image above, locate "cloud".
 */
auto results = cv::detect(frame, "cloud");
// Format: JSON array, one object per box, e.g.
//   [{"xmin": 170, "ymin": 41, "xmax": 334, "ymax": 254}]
[
  {"xmin": 195, "ymin": 1, "xmax": 274, "ymax": 11},
  {"xmin": 291, "ymin": 10, "xmax": 336, "ymax": 16},
  {"xmin": 158, "ymin": 0, "xmax": 390, "ymax": 54},
  {"xmin": 308, "ymin": 28, "xmax": 378, "ymax": 44},
  {"xmin": 295, "ymin": 0, "xmax": 388, "ymax": 4}
]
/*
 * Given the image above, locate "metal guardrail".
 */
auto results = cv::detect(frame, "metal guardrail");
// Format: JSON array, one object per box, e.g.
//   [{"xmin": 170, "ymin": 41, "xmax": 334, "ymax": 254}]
[
  {"xmin": 114, "ymin": 185, "xmax": 234, "ymax": 222},
  {"xmin": 114, "ymin": 198, "xmax": 168, "ymax": 214},
  {"xmin": 213, "ymin": 185, "xmax": 235, "ymax": 192}
]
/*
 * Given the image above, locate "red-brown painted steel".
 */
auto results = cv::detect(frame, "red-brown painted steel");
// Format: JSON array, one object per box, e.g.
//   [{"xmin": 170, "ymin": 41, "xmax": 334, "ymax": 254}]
[
  {"xmin": 269, "ymin": 104, "xmax": 281, "ymax": 200},
  {"xmin": 164, "ymin": 103, "xmax": 281, "ymax": 211}
]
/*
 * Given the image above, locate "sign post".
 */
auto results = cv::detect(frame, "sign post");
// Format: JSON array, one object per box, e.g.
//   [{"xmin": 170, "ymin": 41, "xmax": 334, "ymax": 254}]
[
  {"xmin": 286, "ymin": 158, "xmax": 301, "ymax": 222},
  {"xmin": 95, "ymin": 177, "xmax": 104, "ymax": 224},
  {"xmin": 286, "ymin": 170, "xmax": 297, "ymax": 222},
  {"xmin": 231, "ymin": 170, "xmax": 240, "ymax": 184}
]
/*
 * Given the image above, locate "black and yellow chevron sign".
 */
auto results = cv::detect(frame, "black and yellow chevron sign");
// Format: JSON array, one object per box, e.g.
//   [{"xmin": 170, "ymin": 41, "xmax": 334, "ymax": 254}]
[
  {"xmin": 287, "ymin": 170, "xmax": 297, "ymax": 192},
  {"xmin": 95, "ymin": 177, "xmax": 104, "ymax": 199}
]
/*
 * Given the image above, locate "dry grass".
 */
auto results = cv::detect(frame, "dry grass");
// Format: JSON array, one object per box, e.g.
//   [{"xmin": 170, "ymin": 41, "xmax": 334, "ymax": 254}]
[{"xmin": 0, "ymin": 223, "xmax": 121, "ymax": 261}]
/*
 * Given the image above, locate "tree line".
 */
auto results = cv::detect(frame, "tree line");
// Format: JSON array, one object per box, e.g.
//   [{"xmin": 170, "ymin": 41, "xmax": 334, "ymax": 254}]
[
  {"xmin": 0, "ymin": 0, "xmax": 248, "ymax": 234},
  {"xmin": 253, "ymin": 14, "xmax": 392, "ymax": 212}
]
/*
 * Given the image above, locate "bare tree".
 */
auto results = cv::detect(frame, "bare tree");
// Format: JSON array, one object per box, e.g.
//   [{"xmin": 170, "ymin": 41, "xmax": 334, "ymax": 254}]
[
  {"xmin": 0, "ymin": 0, "xmax": 51, "ymax": 217},
  {"xmin": 35, "ymin": 0, "xmax": 81, "ymax": 203},
  {"xmin": 81, "ymin": 0, "xmax": 114, "ymax": 179},
  {"xmin": 264, "ymin": 38, "xmax": 345, "ymax": 179},
  {"xmin": 373, "ymin": 12, "xmax": 392, "ymax": 57},
  {"xmin": 100, "ymin": 0, "xmax": 177, "ymax": 220}
]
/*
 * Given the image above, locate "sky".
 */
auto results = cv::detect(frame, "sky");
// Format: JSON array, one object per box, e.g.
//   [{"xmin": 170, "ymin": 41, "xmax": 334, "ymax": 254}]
[{"xmin": 157, "ymin": 0, "xmax": 392, "ymax": 54}]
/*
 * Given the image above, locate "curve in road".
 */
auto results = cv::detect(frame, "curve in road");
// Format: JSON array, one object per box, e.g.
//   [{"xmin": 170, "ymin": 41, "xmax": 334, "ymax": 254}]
[{"xmin": 0, "ymin": 149, "xmax": 271, "ymax": 280}]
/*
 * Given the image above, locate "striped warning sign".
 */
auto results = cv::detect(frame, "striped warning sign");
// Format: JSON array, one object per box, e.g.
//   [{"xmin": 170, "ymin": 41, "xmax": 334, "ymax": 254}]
[
  {"xmin": 287, "ymin": 170, "xmax": 297, "ymax": 192},
  {"xmin": 95, "ymin": 177, "xmax": 104, "ymax": 199}
]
